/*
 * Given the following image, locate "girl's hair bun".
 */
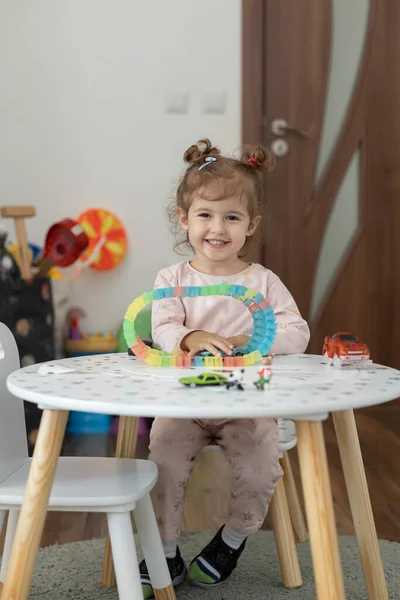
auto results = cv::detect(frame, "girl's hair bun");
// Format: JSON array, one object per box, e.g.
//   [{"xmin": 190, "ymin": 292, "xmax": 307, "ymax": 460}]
[
  {"xmin": 241, "ymin": 144, "xmax": 276, "ymax": 173},
  {"xmin": 183, "ymin": 138, "xmax": 221, "ymax": 165}
]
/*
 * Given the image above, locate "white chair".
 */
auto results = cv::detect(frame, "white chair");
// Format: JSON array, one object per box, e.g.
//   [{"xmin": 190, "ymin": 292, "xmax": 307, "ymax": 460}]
[
  {"xmin": 0, "ymin": 322, "xmax": 172, "ymax": 600},
  {"xmin": 182, "ymin": 419, "xmax": 307, "ymax": 589}
]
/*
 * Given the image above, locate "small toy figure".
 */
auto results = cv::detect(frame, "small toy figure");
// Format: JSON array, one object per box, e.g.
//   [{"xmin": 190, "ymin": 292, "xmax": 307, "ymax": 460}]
[
  {"xmin": 254, "ymin": 356, "xmax": 273, "ymax": 390},
  {"xmin": 226, "ymin": 368, "xmax": 245, "ymax": 391}
]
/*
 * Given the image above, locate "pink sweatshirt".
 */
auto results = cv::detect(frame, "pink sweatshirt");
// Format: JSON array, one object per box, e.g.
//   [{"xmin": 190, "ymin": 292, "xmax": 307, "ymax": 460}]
[{"xmin": 152, "ymin": 261, "xmax": 310, "ymax": 355}]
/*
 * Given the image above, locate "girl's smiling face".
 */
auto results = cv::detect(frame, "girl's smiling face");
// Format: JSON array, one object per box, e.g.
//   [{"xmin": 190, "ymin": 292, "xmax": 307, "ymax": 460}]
[{"xmin": 178, "ymin": 195, "xmax": 260, "ymax": 272}]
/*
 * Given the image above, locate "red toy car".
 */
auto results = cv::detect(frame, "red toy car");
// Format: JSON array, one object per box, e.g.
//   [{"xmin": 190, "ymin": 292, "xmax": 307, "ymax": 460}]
[{"xmin": 323, "ymin": 332, "xmax": 371, "ymax": 368}]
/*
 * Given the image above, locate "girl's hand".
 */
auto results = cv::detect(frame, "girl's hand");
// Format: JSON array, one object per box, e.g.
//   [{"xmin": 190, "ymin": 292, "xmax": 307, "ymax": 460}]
[
  {"xmin": 226, "ymin": 334, "xmax": 251, "ymax": 348},
  {"xmin": 181, "ymin": 331, "xmax": 234, "ymax": 357}
]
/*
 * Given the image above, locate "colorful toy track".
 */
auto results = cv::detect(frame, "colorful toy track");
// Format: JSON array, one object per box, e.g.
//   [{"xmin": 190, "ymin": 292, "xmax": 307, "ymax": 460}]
[{"xmin": 124, "ymin": 284, "xmax": 277, "ymax": 367}]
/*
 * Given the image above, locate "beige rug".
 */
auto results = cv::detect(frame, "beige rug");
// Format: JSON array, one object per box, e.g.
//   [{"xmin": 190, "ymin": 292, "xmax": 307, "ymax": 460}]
[{"xmin": 15, "ymin": 530, "xmax": 400, "ymax": 598}]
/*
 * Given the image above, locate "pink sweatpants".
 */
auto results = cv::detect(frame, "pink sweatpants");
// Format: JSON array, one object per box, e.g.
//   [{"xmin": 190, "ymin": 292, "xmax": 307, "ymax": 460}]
[{"xmin": 149, "ymin": 417, "xmax": 283, "ymax": 542}]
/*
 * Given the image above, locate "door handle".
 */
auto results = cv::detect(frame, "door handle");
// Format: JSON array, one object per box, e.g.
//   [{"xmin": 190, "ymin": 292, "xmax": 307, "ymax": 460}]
[{"xmin": 271, "ymin": 118, "xmax": 309, "ymax": 138}]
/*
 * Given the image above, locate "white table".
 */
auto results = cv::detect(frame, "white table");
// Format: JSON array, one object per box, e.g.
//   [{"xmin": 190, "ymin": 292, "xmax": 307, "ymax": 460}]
[{"xmin": 3, "ymin": 353, "xmax": 400, "ymax": 600}]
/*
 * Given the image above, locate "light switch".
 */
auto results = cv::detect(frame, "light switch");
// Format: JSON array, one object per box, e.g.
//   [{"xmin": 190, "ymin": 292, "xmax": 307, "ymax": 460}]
[
  {"xmin": 164, "ymin": 91, "xmax": 189, "ymax": 114},
  {"xmin": 202, "ymin": 92, "xmax": 226, "ymax": 114}
]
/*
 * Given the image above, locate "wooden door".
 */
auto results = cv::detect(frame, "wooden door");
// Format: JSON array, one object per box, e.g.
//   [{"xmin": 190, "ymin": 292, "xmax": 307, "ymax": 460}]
[{"xmin": 243, "ymin": 0, "xmax": 400, "ymax": 369}]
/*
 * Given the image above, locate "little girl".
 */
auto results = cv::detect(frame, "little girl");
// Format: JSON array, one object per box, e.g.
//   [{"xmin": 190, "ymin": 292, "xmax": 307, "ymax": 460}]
[{"xmin": 140, "ymin": 139, "xmax": 310, "ymax": 598}]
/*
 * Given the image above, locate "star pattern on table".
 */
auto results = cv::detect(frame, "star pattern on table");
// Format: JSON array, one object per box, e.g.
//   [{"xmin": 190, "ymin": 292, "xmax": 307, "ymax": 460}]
[{"xmin": 10, "ymin": 350, "xmax": 400, "ymax": 491}]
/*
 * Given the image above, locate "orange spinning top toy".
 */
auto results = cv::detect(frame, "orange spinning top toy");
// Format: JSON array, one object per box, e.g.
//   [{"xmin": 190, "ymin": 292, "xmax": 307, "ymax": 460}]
[{"xmin": 72, "ymin": 208, "xmax": 127, "ymax": 277}]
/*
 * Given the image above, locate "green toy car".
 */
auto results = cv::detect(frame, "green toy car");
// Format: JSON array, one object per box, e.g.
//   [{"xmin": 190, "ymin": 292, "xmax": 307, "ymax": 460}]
[{"xmin": 179, "ymin": 372, "xmax": 228, "ymax": 388}]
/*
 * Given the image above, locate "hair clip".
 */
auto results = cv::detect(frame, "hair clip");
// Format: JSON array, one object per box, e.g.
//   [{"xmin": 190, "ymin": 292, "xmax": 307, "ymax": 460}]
[
  {"xmin": 247, "ymin": 157, "xmax": 259, "ymax": 168},
  {"xmin": 198, "ymin": 156, "xmax": 217, "ymax": 171}
]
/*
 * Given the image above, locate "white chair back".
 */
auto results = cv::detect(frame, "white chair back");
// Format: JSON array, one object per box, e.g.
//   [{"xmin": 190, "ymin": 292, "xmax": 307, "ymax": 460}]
[{"xmin": 0, "ymin": 322, "xmax": 28, "ymax": 483}]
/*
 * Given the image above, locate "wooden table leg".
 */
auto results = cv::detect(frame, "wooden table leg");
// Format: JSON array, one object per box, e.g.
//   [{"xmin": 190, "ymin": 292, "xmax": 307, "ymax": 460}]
[
  {"xmin": 269, "ymin": 477, "xmax": 302, "ymax": 588},
  {"xmin": 1, "ymin": 409, "xmax": 68, "ymax": 600},
  {"xmin": 296, "ymin": 420, "xmax": 346, "ymax": 600},
  {"xmin": 102, "ymin": 416, "xmax": 139, "ymax": 587},
  {"xmin": 280, "ymin": 451, "xmax": 308, "ymax": 543},
  {"xmin": 333, "ymin": 409, "xmax": 388, "ymax": 600}
]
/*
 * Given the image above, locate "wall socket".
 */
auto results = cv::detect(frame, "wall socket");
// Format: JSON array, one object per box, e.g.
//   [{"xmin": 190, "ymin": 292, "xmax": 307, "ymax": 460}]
[
  {"xmin": 202, "ymin": 91, "xmax": 226, "ymax": 114},
  {"xmin": 164, "ymin": 90, "xmax": 189, "ymax": 114}
]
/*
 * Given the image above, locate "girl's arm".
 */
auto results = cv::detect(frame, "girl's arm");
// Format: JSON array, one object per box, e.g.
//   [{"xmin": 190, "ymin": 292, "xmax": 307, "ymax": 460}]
[
  {"xmin": 151, "ymin": 271, "xmax": 198, "ymax": 354},
  {"xmin": 268, "ymin": 276, "xmax": 311, "ymax": 355}
]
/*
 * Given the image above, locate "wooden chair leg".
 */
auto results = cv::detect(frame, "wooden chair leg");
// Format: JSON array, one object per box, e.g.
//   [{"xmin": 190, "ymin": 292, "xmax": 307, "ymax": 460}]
[
  {"xmin": 1, "ymin": 409, "xmax": 68, "ymax": 600},
  {"xmin": 296, "ymin": 420, "xmax": 346, "ymax": 600},
  {"xmin": 280, "ymin": 451, "xmax": 308, "ymax": 543},
  {"xmin": 333, "ymin": 409, "xmax": 388, "ymax": 600},
  {"xmin": 102, "ymin": 416, "xmax": 139, "ymax": 588},
  {"xmin": 0, "ymin": 511, "xmax": 19, "ymax": 583},
  {"xmin": 269, "ymin": 477, "xmax": 302, "ymax": 588}
]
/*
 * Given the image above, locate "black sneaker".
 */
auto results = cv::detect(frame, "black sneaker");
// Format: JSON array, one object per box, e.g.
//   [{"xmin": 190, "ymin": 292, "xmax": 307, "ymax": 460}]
[
  {"xmin": 140, "ymin": 546, "xmax": 187, "ymax": 599},
  {"xmin": 187, "ymin": 526, "xmax": 246, "ymax": 587}
]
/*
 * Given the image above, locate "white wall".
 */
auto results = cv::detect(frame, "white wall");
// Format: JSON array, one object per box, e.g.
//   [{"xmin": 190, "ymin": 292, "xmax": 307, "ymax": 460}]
[{"xmin": 0, "ymin": 0, "xmax": 241, "ymax": 332}]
